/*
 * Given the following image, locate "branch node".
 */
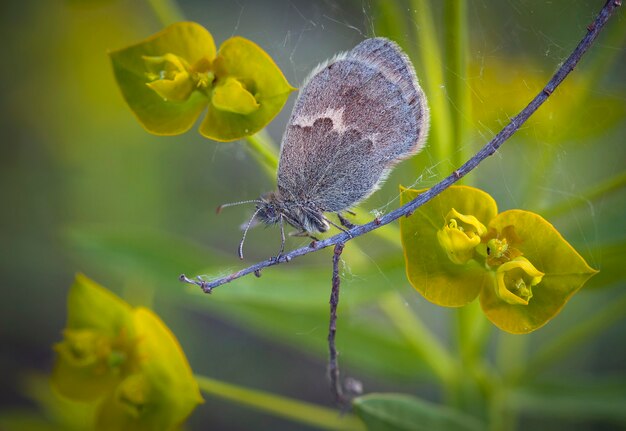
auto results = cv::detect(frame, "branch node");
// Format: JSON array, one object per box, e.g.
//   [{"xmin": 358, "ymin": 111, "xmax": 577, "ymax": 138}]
[{"xmin": 198, "ymin": 281, "xmax": 211, "ymax": 294}]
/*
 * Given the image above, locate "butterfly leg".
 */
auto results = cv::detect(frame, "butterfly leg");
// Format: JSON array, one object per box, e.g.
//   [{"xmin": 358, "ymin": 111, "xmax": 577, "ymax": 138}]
[
  {"xmin": 269, "ymin": 215, "xmax": 286, "ymax": 263},
  {"xmin": 324, "ymin": 216, "xmax": 353, "ymax": 238},
  {"xmin": 337, "ymin": 212, "xmax": 355, "ymax": 229},
  {"xmin": 290, "ymin": 230, "xmax": 320, "ymax": 241}
]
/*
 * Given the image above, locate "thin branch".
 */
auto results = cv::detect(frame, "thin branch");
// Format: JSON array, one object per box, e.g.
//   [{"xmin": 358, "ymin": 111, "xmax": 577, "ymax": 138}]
[
  {"xmin": 329, "ymin": 243, "xmax": 347, "ymax": 406},
  {"xmin": 180, "ymin": 0, "xmax": 622, "ymax": 294}
]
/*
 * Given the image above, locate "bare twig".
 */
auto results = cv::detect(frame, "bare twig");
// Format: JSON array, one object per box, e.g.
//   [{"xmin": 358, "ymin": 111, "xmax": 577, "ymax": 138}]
[
  {"xmin": 328, "ymin": 243, "xmax": 347, "ymax": 406},
  {"xmin": 180, "ymin": 0, "xmax": 621, "ymax": 294}
]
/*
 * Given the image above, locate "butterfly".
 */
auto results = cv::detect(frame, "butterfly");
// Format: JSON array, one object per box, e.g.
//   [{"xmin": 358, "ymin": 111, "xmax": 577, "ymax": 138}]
[{"xmin": 219, "ymin": 38, "xmax": 429, "ymax": 259}]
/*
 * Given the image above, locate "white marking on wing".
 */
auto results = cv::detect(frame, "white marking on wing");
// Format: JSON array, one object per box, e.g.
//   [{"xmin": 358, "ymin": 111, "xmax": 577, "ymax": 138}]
[{"xmin": 292, "ymin": 107, "xmax": 348, "ymax": 133}]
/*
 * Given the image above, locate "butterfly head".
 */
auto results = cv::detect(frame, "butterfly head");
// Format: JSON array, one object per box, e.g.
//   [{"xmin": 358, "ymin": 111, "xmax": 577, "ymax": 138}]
[
  {"xmin": 256, "ymin": 192, "xmax": 283, "ymax": 226},
  {"xmin": 257, "ymin": 191, "xmax": 328, "ymax": 234}
]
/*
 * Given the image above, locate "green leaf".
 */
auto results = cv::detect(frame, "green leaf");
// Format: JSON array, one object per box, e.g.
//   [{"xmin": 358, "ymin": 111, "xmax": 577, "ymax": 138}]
[
  {"xmin": 353, "ymin": 393, "xmax": 484, "ymax": 431},
  {"xmin": 399, "ymin": 186, "xmax": 497, "ymax": 306},
  {"xmin": 510, "ymin": 376, "xmax": 626, "ymax": 423},
  {"xmin": 480, "ymin": 210, "xmax": 598, "ymax": 333},
  {"xmin": 64, "ymin": 224, "xmax": 228, "ymax": 281},
  {"xmin": 200, "ymin": 36, "xmax": 295, "ymax": 141},
  {"xmin": 109, "ymin": 22, "xmax": 215, "ymax": 135}
]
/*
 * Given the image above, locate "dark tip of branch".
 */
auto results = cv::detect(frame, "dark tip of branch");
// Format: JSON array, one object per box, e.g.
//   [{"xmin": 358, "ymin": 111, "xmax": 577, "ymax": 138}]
[
  {"xmin": 179, "ymin": 274, "xmax": 187, "ymax": 282},
  {"xmin": 216, "ymin": 205, "xmax": 224, "ymax": 214},
  {"xmin": 254, "ymin": 269, "xmax": 262, "ymax": 277}
]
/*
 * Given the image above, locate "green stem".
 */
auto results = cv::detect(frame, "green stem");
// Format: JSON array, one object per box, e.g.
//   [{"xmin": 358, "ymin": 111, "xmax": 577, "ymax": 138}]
[
  {"xmin": 379, "ymin": 292, "xmax": 456, "ymax": 384},
  {"xmin": 410, "ymin": 0, "xmax": 454, "ymax": 174},
  {"xmin": 540, "ymin": 171, "xmax": 626, "ymax": 219},
  {"xmin": 455, "ymin": 301, "xmax": 484, "ymax": 365},
  {"xmin": 444, "ymin": 0, "xmax": 471, "ymax": 171},
  {"xmin": 487, "ymin": 385, "xmax": 516, "ymax": 431},
  {"xmin": 496, "ymin": 333, "xmax": 528, "ymax": 378},
  {"xmin": 195, "ymin": 375, "xmax": 365, "ymax": 431},
  {"xmin": 508, "ymin": 291, "xmax": 626, "ymax": 384},
  {"xmin": 373, "ymin": 0, "xmax": 410, "ymax": 50},
  {"xmin": 146, "ymin": 0, "xmax": 185, "ymax": 26},
  {"xmin": 453, "ymin": 302, "xmax": 496, "ymax": 418},
  {"xmin": 244, "ymin": 130, "xmax": 280, "ymax": 178}
]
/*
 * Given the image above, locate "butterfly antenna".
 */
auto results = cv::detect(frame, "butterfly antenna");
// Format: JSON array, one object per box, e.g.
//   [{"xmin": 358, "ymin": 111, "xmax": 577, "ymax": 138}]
[
  {"xmin": 216, "ymin": 199, "xmax": 262, "ymax": 214},
  {"xmin": 238, "ymin": 207, "xmax": 262, "ymax": 260}
]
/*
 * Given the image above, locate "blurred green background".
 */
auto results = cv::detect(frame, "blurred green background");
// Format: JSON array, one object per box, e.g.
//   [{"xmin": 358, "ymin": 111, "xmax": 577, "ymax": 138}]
[{"xmin": 0, "ymin": 0, "xmax": 624, "ymax": 430}]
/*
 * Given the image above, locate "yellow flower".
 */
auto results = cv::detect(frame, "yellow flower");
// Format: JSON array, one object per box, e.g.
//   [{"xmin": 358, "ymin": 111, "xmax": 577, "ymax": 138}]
[
  {"xmin": 110, "ymin": 22, "xmax": 295, "ymax": 140},
  {"xmin": 143, "ymin": 54, "xmax": 196, "ymax": 102},
  {"xmin": 437, "ymin": 208, "xmax": 487, "ymax": 265},
  {"xmin": 477, "ymin": 225, "xmax": 523, "ymax": 268},
  {"xmin": 212, "ymin": 77, "xmax": 260, "ymax": 114},
  {"xmin": 401, "ymin": 186, "xmax": 598, "ymax": 333},
  {"xmin": 495, "ymin": 257, "xmax": 544, "ymax": 305},
  {"xmin": 52, "ymin": 274, "xmax": 202, "ymax": 431}
]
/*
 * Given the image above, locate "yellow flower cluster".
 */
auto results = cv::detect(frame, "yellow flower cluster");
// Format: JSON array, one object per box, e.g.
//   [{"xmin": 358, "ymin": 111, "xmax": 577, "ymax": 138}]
[
  {"xmin": 400, "ymin": 186, "xmax": 597, "ymax": 333},
  {"xmin": 52, "ymin": 274, "xmax": 202, "ymax": 431},
  {"xmin": 110, "ymin": 22, "xmax": 295, "ymax": 141}
]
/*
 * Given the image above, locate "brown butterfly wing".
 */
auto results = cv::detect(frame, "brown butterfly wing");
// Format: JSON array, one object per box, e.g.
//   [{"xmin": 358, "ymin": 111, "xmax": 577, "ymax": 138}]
[{"xmin": 277, "ymin": 38, "xmax": 429, "ymax": 212}]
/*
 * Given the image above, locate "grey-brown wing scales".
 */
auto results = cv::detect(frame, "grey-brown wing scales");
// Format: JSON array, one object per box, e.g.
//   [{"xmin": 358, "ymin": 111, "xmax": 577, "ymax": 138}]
[
  {"xmin": 349, "ymin": 38, "xmax": 430, "ymax": 159},
  {"xmin": 277, "ymin": 38, "xmax": 428, "ymax": 212}
]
